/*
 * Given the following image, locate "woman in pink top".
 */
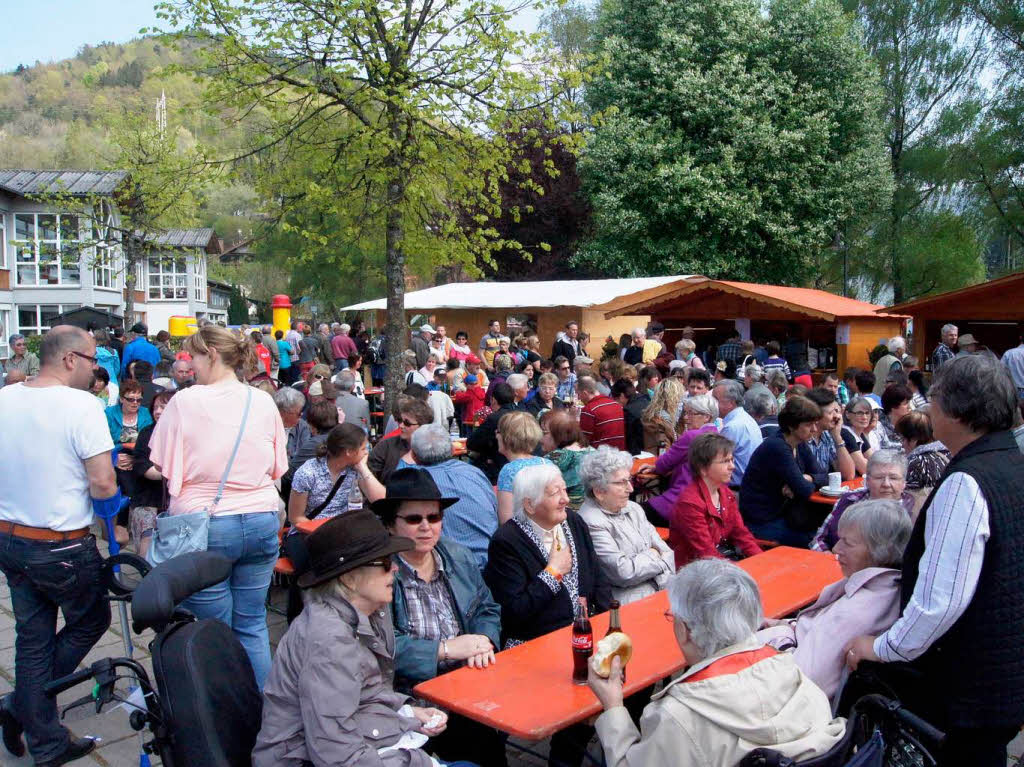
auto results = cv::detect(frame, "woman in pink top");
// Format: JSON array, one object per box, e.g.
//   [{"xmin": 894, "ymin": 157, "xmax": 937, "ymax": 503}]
[{"xmin": 149, "ymin": 325, "xmax": 287, "ymax": 689}]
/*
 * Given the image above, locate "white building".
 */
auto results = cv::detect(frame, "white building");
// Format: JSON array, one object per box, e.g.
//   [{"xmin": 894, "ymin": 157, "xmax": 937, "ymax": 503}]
[{"xmin": 0, "ymin": 170, "xmax": 227, "ymax": 362}]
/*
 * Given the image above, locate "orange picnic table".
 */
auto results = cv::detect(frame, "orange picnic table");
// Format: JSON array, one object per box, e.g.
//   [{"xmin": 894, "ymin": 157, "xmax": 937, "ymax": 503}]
[
  {"xmin": 809, "ymin": 475, "xmax": 864, "ymax": 506},
  {"xmin": 413, "ymin": 546, "xmax": 840, "ymax": 740}
]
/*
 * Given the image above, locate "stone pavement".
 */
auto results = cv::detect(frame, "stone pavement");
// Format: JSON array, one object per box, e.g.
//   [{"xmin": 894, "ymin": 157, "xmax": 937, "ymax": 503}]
[{"xmin": 0, "ymin": 533, "xmax": 1020, "ymax": 766}]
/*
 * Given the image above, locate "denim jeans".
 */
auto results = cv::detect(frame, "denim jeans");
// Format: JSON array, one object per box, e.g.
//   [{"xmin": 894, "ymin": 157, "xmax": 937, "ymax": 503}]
[
  {"xmin": 180, "ymin": 511, "xmax": 279, "ymax": 689},
  {"xmin": 0, "ymin": 533, "xmax": 111, "ymax": 761}
]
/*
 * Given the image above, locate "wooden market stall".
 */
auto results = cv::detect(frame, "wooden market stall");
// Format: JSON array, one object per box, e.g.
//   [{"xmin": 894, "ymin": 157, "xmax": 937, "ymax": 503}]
[
  {"xmin": 604, "ymin": 277, "xmax": 906, "ymax": 374},
  {"xmin": 881, "ymin": 271, "xmax": 1024, "ymax": 369},
  {"xmin": 341, "ymin": 276, "xmax": 696, "ymax": 358}
]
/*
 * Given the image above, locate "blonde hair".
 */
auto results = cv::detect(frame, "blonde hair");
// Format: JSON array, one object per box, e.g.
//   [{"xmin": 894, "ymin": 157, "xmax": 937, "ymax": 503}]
[
  {"xmin": 643, "ymin": 378, "xmax": 687, "ymax": 431},
  {"xmin": 498, "ymin": 410, "xmax": 543, "ymax": 455},
  {"xmin": 183, "ymin": 325, "xmax": 257, "ymax": 373},
  {"xmin": 538, "ymin": 372, "xmax": 558, "ymax": 387}
]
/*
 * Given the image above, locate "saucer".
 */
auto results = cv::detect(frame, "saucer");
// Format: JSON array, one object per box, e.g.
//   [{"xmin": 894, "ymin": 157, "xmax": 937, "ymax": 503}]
[{"xmin": 818, "ymin": 486, "xmax": 850, "ymax": 497}]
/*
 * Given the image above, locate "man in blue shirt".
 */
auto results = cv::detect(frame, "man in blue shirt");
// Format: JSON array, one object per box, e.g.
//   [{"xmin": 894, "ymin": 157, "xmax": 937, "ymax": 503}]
[
  {"xmin": 120, "ymin": 323, "xmax": 161, "ymax": 378},
  {"xmin": 712, "ymin": 379, "xmax": 763, "ymax": 486},
  {"xmin": 409, "ymin": 423, "xmax": 498, "ymax": 569}
]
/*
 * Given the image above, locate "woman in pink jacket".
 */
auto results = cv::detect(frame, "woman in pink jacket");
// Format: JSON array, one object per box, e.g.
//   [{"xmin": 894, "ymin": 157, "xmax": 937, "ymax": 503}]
[{"xmin": 757, "ymin": 498, "xmax": 911, "ymax": 706}]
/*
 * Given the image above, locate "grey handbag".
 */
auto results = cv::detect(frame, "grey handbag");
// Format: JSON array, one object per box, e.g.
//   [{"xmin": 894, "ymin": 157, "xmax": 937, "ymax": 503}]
[{"xmin": 146, "ymin": 387, "xmax": 253, "ymax": 566}]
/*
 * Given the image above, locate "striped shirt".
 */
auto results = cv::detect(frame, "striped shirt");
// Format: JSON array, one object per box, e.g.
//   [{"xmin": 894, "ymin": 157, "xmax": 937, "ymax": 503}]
[
  {"xmin": 874, "ymin": 472, "xmax": 989, "ymax": 662},
  {"xmin": 580, "ymin": 394, "xmax": 626, "ymax": 450},
  {"xmin": 930, "ymin": 342, "xmax": 955, "ymax": 372},
  {"xmin": 396, "ymin": 551, "xmax": 462, "ymax": 673},
  {"xmin": 762, "ymin": 356, "xmax": 792, "ymax": 382}
]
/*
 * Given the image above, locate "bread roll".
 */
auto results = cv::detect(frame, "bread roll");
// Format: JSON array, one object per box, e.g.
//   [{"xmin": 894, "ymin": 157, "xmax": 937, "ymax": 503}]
[{"xmin": 592, "ymin": 632, "xmax": 632, "ymax": 678}]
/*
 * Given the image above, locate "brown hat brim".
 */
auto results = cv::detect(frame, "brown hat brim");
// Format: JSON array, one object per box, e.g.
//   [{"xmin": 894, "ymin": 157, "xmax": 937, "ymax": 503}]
[{"xmin": 297, "ymin": 534, "xmax": 415, "ymax": 589}]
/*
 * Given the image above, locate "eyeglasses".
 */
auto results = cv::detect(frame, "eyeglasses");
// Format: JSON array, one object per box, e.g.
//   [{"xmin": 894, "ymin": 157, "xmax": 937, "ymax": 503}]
[
  {"xmin": 365, "ymin": 555, "xmax": 393, "ymax": 570},
  {"xmin": 848, "ymin": 410, "xmax": 871, "ymax": 416},
  {"xmin": 868, "ymin": 473, "xmax": 903, "ymax": 483},
  {"xmin": 401, "ymin": 418, "xmax": 420, "ymax": 428},
  {"xmin": 122, "ymin": 396, "xmax": 143, "ymax": 404},
  {"xmin": 558, "ymin": 366, "xmax": 570, "ymax": 371},
  {"xmin": 608, "ymin": 478, "xmax": 633, "ymax": 487},
  {"xmin": 396, "ymin": 511, "xmax": 445, "ymax": 525},
  {"xmin": 68, "ymin": 350, "xmax": 98, "ymax": 364}
]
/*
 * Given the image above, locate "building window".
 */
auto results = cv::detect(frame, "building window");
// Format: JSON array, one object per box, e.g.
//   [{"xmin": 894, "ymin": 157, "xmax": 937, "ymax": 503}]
[
  {"xmin": 16, "ymin": 304, "xmax": 79, "ymax": 336},
  {"xmin": 12, "ymin": 213, "xmax": 81, "ymax": 286},
  {"xmin": 0, "ymin": 211, "xmax": 7, "ymax": 269},
  {"xmin": 0, "ymin": 306, "xmax": 11, "ymax": 358},
  {"xmin": 93, "ymin": 247, "xmax": 117, "ymax": 289},
  {"xmin": 193, "ymin": 253, "xmax": 206, "ymax": 302},
  {"xmin": 148, "ymin": 253, "xmax": 188, "ymax": 300}
]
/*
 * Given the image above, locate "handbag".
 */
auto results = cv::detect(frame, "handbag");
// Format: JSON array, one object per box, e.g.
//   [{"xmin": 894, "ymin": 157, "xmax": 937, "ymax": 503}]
[{"xmin": 147, "ymin": 387, "xmax": 253, "ymax": 566}]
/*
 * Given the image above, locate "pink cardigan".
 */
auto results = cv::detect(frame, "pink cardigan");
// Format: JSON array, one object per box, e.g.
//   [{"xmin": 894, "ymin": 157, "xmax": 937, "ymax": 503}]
[{"xmin": 757, "ymin": 567, "xmax": 901, "ymax": 705}]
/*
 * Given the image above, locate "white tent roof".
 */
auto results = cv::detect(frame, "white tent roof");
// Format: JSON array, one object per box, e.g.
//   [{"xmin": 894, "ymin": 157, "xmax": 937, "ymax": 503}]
[{"xmin": 342, "ymin": 275, "xmax": 695, "ymax": 311}]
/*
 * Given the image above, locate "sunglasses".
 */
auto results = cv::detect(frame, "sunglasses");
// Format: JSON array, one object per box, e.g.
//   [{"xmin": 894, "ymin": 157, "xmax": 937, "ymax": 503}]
[
  {"xmin": 68, "ymin": 350, "xmax": 98, "ymax": 364},
  {"xmin": 397, "ymin": 511, "xmax": 445, "ymax": 525},
  {"xmin": 123, "ymin": 396, "xmax": 143, "ymax": 404},
  {"xmin": 365, "ymin": 555, "xmax": 393, "ymax": 570},
  {"xmin": 401, "ymin": 418, "xmax": 420, "ymax": 427}
]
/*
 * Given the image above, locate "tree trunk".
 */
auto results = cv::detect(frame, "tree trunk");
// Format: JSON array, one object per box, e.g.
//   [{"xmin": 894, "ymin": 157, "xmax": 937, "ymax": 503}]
[
  {"xmin": 123, "ymin": 230, "xmax": 137, "ymax": 324},
  {"xmin": 383, "ymin": 110, "xmax": 411, "ymax": 416}
]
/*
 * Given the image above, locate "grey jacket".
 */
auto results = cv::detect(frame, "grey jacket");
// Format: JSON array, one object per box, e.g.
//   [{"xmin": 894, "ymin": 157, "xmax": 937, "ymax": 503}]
[
  {"xmin": 338, "ymin": 391, "xmax": 371, "ymax": 433},
  {"xmin": 577, "ymin": 498, "xmax": 675, "ymax": 605},
  {"xmin": 253, "ymin": 593, "xmax": 433, "ymax": 767}
]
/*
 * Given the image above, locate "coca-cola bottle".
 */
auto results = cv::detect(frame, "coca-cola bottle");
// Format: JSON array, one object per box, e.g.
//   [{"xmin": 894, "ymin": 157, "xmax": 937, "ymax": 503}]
[
  {"xmin": 605, "ymin": 600, "xmax": 624, "ymax": 682},
  {"xmin": 571, "ymin": 596, "xmax": 593, "ymax": 685}
]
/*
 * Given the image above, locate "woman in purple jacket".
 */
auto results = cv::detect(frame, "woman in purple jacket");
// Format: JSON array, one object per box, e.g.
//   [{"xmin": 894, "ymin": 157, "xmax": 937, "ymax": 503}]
[{"xmin": 636, "ymin": 393, "xmax": 719, "ymax": 526}]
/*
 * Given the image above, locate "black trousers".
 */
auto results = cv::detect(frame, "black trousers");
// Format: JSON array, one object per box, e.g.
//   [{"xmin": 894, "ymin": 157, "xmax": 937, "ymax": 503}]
[
  {"xmin": 840, "ymin": 661, "xmax": 1019, "ymax": 767},
  {"xmin": 428, "ymin": 712, "xmax": 509, "ymax": 767},
  {"xmin": 0, "ymin": 533, "xmax": 111, "ymax": 761}
]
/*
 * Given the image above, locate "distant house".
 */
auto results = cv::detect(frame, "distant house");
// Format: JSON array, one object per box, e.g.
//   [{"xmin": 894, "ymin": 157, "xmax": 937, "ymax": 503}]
[
  {"xmin": 0, "ymin": 169, "xmax": 237, "ymax": 360},
  {"xmin": 0, "ymin": 169, "xmax": 129, "ymax": 361},
  {"xmin": 206, "ymin": 279, "xmax": 233, "ymax": 325}
]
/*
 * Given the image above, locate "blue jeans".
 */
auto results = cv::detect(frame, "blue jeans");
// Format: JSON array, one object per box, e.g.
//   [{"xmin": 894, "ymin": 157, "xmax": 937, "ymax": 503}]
[
  {"xmin": 0, "ymin": 533, "xmax": 111, "ymax": 761},
  {"xmin": 747, "ymin": 518, "xmax": 814, "ymax": 548},
  {"xmin": 181, "ymin": 511, "xmax": 279, "ymax": 689}
]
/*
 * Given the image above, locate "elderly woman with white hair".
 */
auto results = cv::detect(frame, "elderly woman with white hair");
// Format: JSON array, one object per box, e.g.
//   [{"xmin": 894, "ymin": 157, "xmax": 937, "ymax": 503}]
[
  {"xmin": 759, "ymin": 499, "xmax": 911, "ymax": 705},
  {"xmin": 810, "ymin": 449, "xmax": 914, "ymax": 553},
  {"xmin": 588, "ymin": 559, "xmax": 846, "ymax": 766},
  {"xmin": 484, "ymin": 462, "xmax": 610, "ymax": 767},
  {"xmin": 674, "ymin": 338, "xmax": 704, "ymax": 369},
  {"xmin": 577, "ymin": 447, "xmax": 675, "ymax": 605}
]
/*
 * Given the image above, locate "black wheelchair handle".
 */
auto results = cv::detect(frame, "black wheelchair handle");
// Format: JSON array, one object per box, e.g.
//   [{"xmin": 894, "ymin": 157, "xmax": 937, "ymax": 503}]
[
  {"xmin": 895, "ymin": 706, "xmax": 945, "ymax": 748},
  {"xmin": 44, "ymin": 666, "xmax": 95, "ymax": 697}
]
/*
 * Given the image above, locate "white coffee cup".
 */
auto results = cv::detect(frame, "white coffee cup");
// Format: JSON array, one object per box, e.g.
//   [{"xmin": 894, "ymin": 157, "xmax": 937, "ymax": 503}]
[{"xmin": 828, "ymin": 472, "xmax": 842, "ymax": 492}]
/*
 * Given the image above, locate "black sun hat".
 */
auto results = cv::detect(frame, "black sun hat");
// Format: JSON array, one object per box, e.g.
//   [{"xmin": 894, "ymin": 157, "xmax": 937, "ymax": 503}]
[
  {"xmin": 297, "ymin": 509, "xmax": 414, "ymax": 589},
  {"xmin": 369, "ymin": 468, "xmax": 459, "ymax": 517}
]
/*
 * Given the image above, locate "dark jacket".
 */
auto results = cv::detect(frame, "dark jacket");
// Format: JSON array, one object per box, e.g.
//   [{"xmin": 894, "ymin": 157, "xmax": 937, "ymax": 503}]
[
  {"xmin": 900, "ymin": 430, "xmax": 1024, "ymax": 727},
  {"xmin": 484, "ymin": 512, "xmax": 611, "ymax": 646},
  {"xmin": 739, "ymin": 435, "xmax": 815, "ymax": 527},
  {"xmin": 130, "ymin": 423, "xmax": 165, "ymax": 509},
  {"xmin": 368, "ymin": 435, "xmax": 411, "ymax": 484},
  {"xmin": 551, "ymin": 337, "xmax": 579, "ymax": 365},
  {"xmin": 523, "ymin": 395, "xmax": 565, "ymax": 418},
  {"xmin": 467, "ymin": 404, "xmax": 517, "ymax": 484},
  {"xmin": 391, "ymin": 540, "xmax": 502, "ymax": 691},
  {"xmin": 410, "ymin": 336, "xmax": 430, "ymax": 369},
  {"xmin": 623, "ymin": 393, "xmax": 649, "ymax": 456},
  {"xmin": 314, "ymin": 332, "xmax": 334, "ymax": 365}
]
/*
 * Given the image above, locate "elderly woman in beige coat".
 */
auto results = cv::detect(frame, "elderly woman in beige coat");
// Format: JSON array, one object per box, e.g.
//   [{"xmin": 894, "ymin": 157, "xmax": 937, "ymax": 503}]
[
  {"xmin": 588, "ymin": 559, "xmax": 846, "ymax": 767},
  {"xmin": 253, "ymin": 511, "xmax": 454, "ymax": 767},
  {"xmin": 577, "ymin": 446, "xmax": 675, "ymax": 605}
]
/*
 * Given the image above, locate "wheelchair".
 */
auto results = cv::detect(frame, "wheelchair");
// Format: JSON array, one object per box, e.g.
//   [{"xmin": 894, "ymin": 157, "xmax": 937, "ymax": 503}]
[
  {"xmin": 44, "ymin": 551, "xmax": 263, "ymax": 767},
  {"xmin": 739, "ymin": 694, "xmax": 945, "ymax": 767}
]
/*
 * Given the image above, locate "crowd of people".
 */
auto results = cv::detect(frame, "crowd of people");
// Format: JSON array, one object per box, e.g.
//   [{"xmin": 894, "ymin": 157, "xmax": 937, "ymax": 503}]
[{"xmin": 0, "ymin": 314, "xmax": 1023, "ymax": 767}]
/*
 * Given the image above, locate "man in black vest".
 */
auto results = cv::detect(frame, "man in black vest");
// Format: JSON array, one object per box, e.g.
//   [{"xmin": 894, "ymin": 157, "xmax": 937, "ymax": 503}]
[{"xmin": 843, "ymin": 355, "xmax": 1024, "ymax": 766}]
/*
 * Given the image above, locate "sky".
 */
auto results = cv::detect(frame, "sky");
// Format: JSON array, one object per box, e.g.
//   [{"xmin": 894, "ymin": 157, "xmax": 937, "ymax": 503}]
[
  {"xmin": 1, "ymin": 1, "xmax": 543, "ymax": 73},
  {"xmin": 2, "ymin": 1, "xmax": 162, "ymax": 71}
]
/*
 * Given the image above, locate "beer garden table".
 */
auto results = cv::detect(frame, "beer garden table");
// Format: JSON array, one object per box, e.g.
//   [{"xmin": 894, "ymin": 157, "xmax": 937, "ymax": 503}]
[
  {"xmin": 412, "ymin": 546, "xmax": 841, "ymax": 740},
  {"xmin": 808, "ymin": 476, "xmax": 864, "ymax": 506}
]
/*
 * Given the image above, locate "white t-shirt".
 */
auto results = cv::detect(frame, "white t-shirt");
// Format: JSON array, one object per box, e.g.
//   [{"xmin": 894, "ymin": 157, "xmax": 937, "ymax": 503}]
[
  {"xmin": 428, "ymin": 390, "xmax": 455, "ymax": 428},
  {"xmin": 0, "ymin": 383, "xmax": 114, "ymax": 531}
]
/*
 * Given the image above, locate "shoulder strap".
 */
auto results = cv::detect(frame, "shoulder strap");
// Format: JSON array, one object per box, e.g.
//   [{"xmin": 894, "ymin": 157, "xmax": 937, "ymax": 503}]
[
  {"xmin": 210, "ymin": 386, "xmax": 252, "ymax": 513},
  {"xmin": 307, "ymin": 467, "xmax": 349, "ymax": 519}
]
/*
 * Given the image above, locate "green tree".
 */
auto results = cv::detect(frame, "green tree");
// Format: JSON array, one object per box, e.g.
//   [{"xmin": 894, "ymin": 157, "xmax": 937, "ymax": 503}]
[
  {"xmin": 841, "ymin": 0, "xmax": 988, "ymax": 300},
  {"xmin": 159, "ymin": 0, "xmax": 562, "ymax": 404},
  {"xmin": 577, "ymin": 0, "xmax": 891, "ymax": 286}
]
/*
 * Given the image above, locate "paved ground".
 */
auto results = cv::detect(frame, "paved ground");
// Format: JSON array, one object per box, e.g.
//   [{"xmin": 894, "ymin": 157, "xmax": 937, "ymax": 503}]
[{"xmin": 0, "ymin": 532, "xmax": 1020, "ymax": 766}]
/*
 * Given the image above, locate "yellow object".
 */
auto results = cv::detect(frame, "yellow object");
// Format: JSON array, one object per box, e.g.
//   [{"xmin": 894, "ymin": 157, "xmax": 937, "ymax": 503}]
[
  {"xmin": 168, "ymin": 316, "xmax": 198, "ymax": 336},
  {"xmin": 271, "ymin": 294, "xmax": 293, "ymax": 338}
]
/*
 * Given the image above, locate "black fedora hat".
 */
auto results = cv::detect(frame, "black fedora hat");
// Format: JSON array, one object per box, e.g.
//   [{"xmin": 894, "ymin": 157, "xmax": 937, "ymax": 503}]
[
  {"xmin": 297, "ymin": 509, "xmax": 414, "ymax": 589},
  {"xmin": 370, "ymin": 468, "xmax": 458, "ymax": 517}
]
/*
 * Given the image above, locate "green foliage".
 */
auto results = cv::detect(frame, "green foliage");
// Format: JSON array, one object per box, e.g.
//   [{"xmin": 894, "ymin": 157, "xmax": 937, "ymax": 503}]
[
  {"xmin": 577, "ymin": 0, "xmax": 891, "ymax": 285},
  {"xmin": 228, "ymin": 287, "xmax": 250, "ymax": 325}
]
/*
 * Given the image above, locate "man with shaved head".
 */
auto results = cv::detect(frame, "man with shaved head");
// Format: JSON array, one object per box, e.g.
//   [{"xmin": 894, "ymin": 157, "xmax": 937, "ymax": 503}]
[{"xmin": 0, "ymin": 325, "xmax": 118, "ymax": 764}]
